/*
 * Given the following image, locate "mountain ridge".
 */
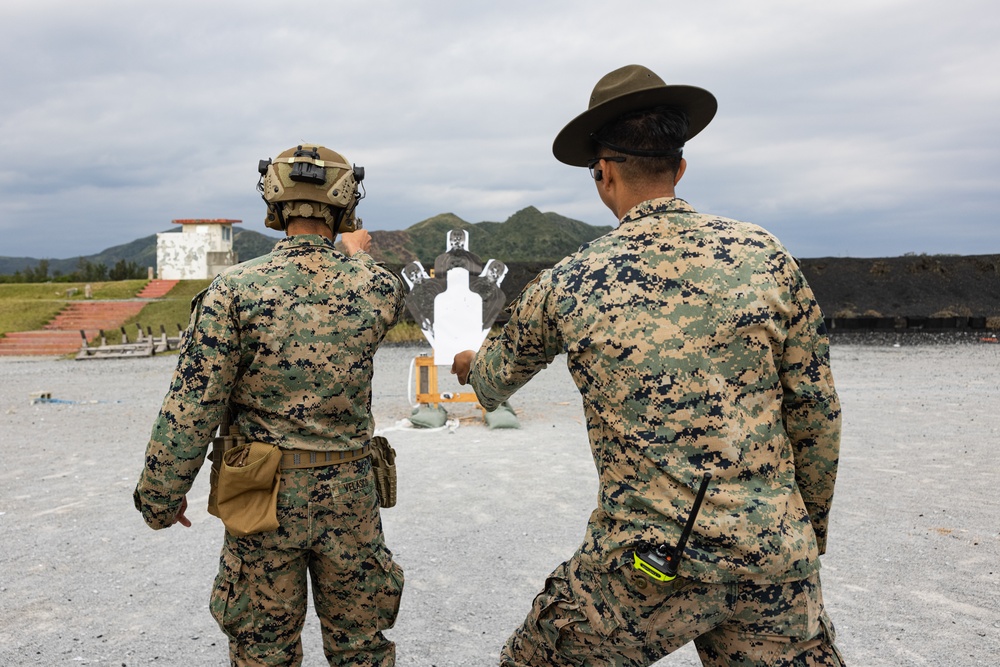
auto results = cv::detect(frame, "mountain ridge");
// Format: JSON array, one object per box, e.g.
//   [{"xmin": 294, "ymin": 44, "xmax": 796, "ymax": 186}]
[
  {"xmin": 2, "ymin": 209, "xmax": 997, "ymax": 318},
  {"xmin": 0, "ymin": 207, "xmax": 613, "ymax": 276}
]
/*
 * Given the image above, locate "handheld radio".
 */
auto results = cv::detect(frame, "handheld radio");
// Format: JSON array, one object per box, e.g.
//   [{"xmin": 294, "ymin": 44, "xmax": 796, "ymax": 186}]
[{"xmin": 633, "ymin": 472, "xmax": 712, "ymax": 582}]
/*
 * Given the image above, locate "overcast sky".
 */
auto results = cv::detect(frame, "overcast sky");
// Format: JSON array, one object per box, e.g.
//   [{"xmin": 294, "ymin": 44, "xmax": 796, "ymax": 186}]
[{"xmin": 1, "ymin": 0, "xmax": 997, "ymax": 260}]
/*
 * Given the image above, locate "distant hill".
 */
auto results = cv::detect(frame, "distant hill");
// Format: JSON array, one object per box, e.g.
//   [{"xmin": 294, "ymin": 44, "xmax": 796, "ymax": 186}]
[
  {"xmin": 3, "ymin": 214, "xmax": 996, "ymax": 319},
  {"xmin": 232, "ymin": 228, "xmax": 284, "ymax": 261},
  {"xmin": 369, "ymin": 207, "xmax": 613, "ymax": 265},
  {"xmin": 0, "ymin": 207, "xmax": 612, "ymax": 275},
  {"xmin": 0, "ymin": 228, "xmax": 283, "ymax": 277}
]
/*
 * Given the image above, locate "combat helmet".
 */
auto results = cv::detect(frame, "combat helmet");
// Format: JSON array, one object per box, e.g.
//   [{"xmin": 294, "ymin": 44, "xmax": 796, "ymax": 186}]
[{"xmin": 257, "ymin": 143, "xmax": 365, "ymax": 234}]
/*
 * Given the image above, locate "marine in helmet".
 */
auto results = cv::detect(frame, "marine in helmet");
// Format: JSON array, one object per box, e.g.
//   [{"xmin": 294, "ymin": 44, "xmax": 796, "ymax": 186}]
[{"xmin": 135, "ymin": 143, "xmax": 406, "ymax": 665}]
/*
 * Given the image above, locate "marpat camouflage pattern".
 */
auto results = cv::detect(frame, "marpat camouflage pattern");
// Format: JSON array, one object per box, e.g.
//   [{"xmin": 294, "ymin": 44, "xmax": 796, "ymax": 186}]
[
  {"xmin": 133, "ymin": 233, "xmax": 404, "ymax": 665},
  {"xmin": 211, "ymin": 459, "xmax": 403, "ymax": 665},
  {"xmin": 135, "ymin": 234, "xmax": 404, "ymax": 528},
  {"xmin": 469, "ymin": 197, "xmax": 841, "ymax": 584},
  {"xmin": 500, "ymin": 561, "xmax": 842, "ymax": 665}
]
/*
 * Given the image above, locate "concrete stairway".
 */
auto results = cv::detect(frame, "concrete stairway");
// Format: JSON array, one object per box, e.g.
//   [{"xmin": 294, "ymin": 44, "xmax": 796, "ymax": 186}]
[
  {"xmin": 0, "ymin": 280, "xmax": 180, "ymax": 356},
  {"xmin": 0, "ymin": 281, "xmax": 180, "ymax": 357},
  {"xmin": 0, "ymin": 301, "xmax": 149, "ymax": 356},
  {"xmin": 44, "ymin": 301, "xmax": 148, "ymax": 334},
  {"xmin": 0, "ymin": 330, "xmax": 89, "ymax": 356},
  {"xmin": 137, "ymin": 279, "xmax": 179, "ymax": 298}
]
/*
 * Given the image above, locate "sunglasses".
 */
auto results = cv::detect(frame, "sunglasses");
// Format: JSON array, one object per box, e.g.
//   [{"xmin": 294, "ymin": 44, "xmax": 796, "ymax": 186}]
[{"xmin": 586, "ymin": 155, "xmax": 626, "ymax": 181}]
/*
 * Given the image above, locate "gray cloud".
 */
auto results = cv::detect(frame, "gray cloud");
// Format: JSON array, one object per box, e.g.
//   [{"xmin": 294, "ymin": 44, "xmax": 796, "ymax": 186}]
[{"xmin": 0, "ymin": 0, "xmax": 997, "ymax": 259}]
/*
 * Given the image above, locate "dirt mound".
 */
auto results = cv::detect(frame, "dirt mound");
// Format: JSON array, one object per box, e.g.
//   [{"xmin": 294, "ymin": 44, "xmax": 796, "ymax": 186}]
[
  {"xmin": 800, "ymin": 254, "xmax": 1000, "ymax": 319},
  {"xmin": 390, "ymin": 254, "xmax": 1000, "ymax": 326}
]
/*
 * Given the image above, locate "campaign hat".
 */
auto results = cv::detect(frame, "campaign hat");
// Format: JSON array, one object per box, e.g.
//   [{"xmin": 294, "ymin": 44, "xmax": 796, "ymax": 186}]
[{"xmin": 552, "ymin": 64, "xmax": 717, "ymax": 166}]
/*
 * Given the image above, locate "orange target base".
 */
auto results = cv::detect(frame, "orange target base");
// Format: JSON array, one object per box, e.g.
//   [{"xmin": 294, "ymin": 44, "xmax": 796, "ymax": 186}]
[{"xmin": 414, "ymin": 354, "xmax": 482, "ymax": 409}]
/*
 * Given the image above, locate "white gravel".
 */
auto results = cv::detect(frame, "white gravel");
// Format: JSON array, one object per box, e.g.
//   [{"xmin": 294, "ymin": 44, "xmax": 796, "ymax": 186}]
[{"xmin": 0, "ymin": 343, "xmax": 998, "ymax": 666}]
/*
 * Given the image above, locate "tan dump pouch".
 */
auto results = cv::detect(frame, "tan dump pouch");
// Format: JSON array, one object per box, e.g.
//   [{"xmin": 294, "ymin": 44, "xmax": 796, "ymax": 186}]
[
  {"xmin": 207, "ymin": 432, "xmax": 245, "ymax": 519},
  {"xmin": 208, "ymin": 452, "xmax": 220, "ymax": 519},
  {"xmin": 370, "ymin": 436, "xmax": 397, "ymax": 509},
  {"xmin": 215, "ymin": 441, "xmax": 282, "ymax": 536}
]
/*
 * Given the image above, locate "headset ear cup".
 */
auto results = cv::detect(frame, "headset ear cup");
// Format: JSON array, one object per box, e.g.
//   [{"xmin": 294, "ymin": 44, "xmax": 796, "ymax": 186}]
[{"xmin": 263, "ymin": 202, "xmax": 286, "ymax": 231}]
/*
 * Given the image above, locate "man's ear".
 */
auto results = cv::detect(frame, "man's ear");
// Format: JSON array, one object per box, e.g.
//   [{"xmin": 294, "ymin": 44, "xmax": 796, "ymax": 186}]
[
  {"xmin": 595, "ymin": 159, "xmax": 617, "ymax": 214},
  {"xmin": 598, "ymin": 158, "xmax": 618, "ymax": 190},
  {"xmin": 674, "ymin": 157, "xmax": 687, "ymax": 185}
]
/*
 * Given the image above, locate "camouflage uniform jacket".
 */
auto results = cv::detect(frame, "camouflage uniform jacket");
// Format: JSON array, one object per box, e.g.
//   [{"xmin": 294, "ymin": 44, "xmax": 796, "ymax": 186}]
[
  {"xmin": 469, "ymin": 198, "xmax": 841, "ymax": 584},
  {"xmin": 135, "ymin": 234, "xmax": 404, "ymax": 529}
]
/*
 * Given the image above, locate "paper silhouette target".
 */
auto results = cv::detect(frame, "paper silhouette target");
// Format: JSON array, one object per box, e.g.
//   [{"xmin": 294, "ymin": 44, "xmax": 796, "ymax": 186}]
[{"xmin": 403, "ymin": 230, "xmax": 507, "ymax": 361}]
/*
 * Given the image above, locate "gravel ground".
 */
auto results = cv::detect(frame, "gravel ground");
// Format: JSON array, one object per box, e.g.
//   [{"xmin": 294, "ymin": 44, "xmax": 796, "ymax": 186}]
[{"xmin": 0, "ymin": 342, "xmax": 998, "ymax": 666}]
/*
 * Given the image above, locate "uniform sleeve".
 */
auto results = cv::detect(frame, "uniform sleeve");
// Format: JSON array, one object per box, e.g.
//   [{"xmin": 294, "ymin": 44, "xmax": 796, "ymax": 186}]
[
  {"xmin": 133, "ymin": 280, "xmax": 242, "ymax": 529},
  {"xmin": 381, "ymin": 264, "xmax": 406, "ymax": 330},
  {"xmin": 780, "ymin": 262, "xmax": 842, "ymax": 554},
  {"xmin": 468, "ymin": 271, "xmax": 562, "ymax": 411},
  {"xmin": 355, "ymin": 251, "xmax": 406, "ymax": 331}
]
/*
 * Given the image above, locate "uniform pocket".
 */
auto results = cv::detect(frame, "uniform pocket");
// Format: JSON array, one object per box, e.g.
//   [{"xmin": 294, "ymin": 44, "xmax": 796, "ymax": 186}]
[
  {"xmin": 599, "ymin": 562, "xmax": 694, "ymax": 647},
  {"xmin": 209, "ymin": 547, "xmax": 251, "ymax": 643},
  {"xmin": 816, "ymin": 610, "xmax": 846, "ymax": 665},
  {"xmin": 730, "ymin": 573, "xmax": 826, "ymax": 648},
  {"xmin": 523, "ymin": 561, "xmax": 620, "ymax": 662},
  {"xmin": 371, "ymin": 547, "xmax": 405, "ymax": 630},
  {"xmin": 313, "ymin": 461, "xmax": 384, "ymax": 571},
  {"xmin": 328, "ymin": 465, "xmax": 381, "ymax": 551}
]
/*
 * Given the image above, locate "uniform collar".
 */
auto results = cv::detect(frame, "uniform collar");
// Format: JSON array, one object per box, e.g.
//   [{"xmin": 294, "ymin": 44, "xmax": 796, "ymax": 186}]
[
  {"xmin": 273, "ymin": 234, "xmax": 337, "ymax": 251},
  {"xmin": 619, "ymin": 197, "xmax": 696, "ymax": 226}
]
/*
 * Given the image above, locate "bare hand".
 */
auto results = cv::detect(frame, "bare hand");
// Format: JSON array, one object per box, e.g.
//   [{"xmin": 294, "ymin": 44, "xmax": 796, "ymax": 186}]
[
  {"xmin": 173, "ymin": 496, "xmax": 192, "ymax": 528},
  {"xmin": 451, "ymin": 350, "xmax": 475, "ymax": 385},
  {"xmin": 340, "ymin": 229, "xmax": 372, "ymax": 257}
]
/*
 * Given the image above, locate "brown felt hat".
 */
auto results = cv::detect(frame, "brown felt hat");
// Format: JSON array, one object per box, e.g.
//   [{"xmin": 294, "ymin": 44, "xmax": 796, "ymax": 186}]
[{"xmin": 552, "ymin": 64, "xmax": 718, "ymax": 167}]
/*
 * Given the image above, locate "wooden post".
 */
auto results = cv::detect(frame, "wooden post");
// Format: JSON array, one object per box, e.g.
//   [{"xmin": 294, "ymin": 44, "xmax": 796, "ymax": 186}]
[{"xmin": 413, "ymin": 354, "xmax": 480, "ymax": 407}]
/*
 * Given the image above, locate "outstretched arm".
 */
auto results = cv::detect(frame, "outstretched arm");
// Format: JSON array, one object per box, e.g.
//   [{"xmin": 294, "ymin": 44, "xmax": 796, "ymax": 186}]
[{"xmin": 454, "ymin": 271, "xmax": 562, "ymax": 411}]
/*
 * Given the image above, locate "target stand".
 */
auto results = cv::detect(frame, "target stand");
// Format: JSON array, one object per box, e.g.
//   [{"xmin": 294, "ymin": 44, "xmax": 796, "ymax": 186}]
[{"xmin": 413, "ymin": 353, "xmax": 482, "ymax": 409}]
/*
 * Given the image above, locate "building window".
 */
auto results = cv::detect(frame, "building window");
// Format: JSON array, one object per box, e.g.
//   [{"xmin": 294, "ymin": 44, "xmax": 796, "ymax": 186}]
[{"xmin": 222, "ymin": 226, "xmax": 231, "ymax": 242}]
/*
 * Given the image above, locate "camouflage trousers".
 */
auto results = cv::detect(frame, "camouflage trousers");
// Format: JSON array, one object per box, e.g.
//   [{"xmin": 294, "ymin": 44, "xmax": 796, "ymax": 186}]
[
  {"xmin": 209, "ymin": 457, "xmax": 404, "ymax": 667},
  {"xmin": 501, "ymin": 556, "xmax": 843, "ymax": 667}
]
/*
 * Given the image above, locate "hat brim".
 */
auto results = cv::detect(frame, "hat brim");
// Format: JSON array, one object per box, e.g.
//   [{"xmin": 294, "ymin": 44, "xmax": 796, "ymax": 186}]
[{"xmin": 552, "ymin": 85, "xmax": 718, "ymax": 167}]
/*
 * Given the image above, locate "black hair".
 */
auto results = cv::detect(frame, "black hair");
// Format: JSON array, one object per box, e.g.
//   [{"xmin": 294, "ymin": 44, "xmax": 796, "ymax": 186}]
[{"xmin": 593, "ymin": 106, "xmax": 689, "ymax": 181}]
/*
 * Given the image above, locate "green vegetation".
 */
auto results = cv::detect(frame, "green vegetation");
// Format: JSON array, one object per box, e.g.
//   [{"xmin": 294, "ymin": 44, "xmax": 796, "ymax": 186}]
[
  {"xmin": 384, "ymin": 322, "xmax": 427, "ymax": 345},
  {"xmin": 101, "ymin": 280, "xmax": 213, "ymax": 345},
  {"xmin": 0, "ymin": 300, "xmax": 63, "ymax": 336},
  {"xmin": 0, "ymin": 258, "xmax": 148, "ymax": 283},
  {"xmin": 0, "ymin": 280, "xmax": 146, "ymax": 300},
  {"xmin": 90, "ymin": 280, "xmax": 150, "ymax": 299},
  {"xmin": 374, "ymin": 207, "xmax": 612, "ymax": 265},
  {"xmin": 0, "ymin": 280, "xmax": 147, "ymax": 337}
]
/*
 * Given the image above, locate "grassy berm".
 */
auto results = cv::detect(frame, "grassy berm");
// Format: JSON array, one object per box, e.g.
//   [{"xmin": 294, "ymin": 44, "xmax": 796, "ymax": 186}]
[
  {"xmin": 0, "ymin": 280, "xmax": 427, "ymax": 347},
  {"xmin": 0, "ymin": 280, "xmax": 153, "ymax": 338}
]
